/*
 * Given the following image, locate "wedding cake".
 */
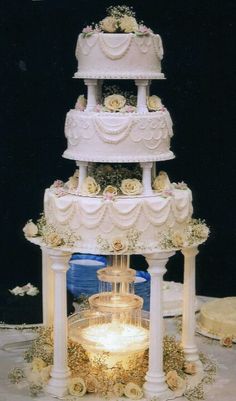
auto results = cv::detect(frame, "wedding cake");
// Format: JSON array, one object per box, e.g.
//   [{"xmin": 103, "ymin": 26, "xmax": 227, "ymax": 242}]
[
  {"xmin": 20, "ymin": 6, "xmax": 212, "ymax": 400},
  {"xmin": 24, "ymin": 6, "xmax": 209, "ymax": 255}
]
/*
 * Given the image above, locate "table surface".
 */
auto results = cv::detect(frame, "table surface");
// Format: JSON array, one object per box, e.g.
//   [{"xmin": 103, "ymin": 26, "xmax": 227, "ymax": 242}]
[{"xmin": 0, "ymin": 297, "xmax": 236, "ymax": 401}]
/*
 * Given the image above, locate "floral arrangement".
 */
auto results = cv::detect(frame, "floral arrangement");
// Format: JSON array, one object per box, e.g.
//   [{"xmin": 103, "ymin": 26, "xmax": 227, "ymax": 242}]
[
  {"xmin": 88, "ymin": 163, "xmax": 142, "ymax": 195},
  {"xmin": 9, "ymin": 283, "xmax": 39, "ymax": 297},
  {"xmin": 23, "ymin": 214, "xmax": 80, "ymax": 248},
  {"xmin": 82, "ymin": 6, "xmax": 153, "ymax": 37},
  {"xmin": 153, "ymin": 171, "xmax": 172, "ymax": 192},
  {"xmin": 159, "ymin": 218, "xmax": 210, "ymax": 250},
  {"xmin": 75, "ymin": 85, "xmax": 165, "ymax": 113},
  {"xmin": 97, "ymin": 229, "xmax": 142, "ymax": 254},
  {"xmin": 8, "ymin": 327, "xmax": 216, "ymax": 400}
]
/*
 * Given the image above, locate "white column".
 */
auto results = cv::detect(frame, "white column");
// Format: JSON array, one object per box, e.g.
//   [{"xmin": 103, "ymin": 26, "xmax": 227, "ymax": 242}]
[
  {"xmin": 140, "ymin": 162, "xmax": 153, "ymax": 195},
  {"xmin": 135, "ymin": 79, "xmax": 149, "ymax": 113},
  {"xmin": 97, "ymin": 79, "xmax": 103, "ymax": 104},
  {"xmin": 146, "ymin": 79, "xmax": 151, "ymax": 97},
  {"xmin": 181, "ymin": 246, "xmax": 199, "ymax": 362},
  {"xmin": 46, "ymin": 249, "xmax": 72, "ymax": 398},
  {"xmin": 41, "ymin": 247, "xmax": 54, "ymax": 326},
  {"xmin": 143, "ymin": 251, "xmax": 175, "ymax": 399},
  {"xmin": 84, "ymin": 79, "xmax": 98, "ymax": 111},
  {"xmin": 76, "ymin": 161, "xmax": 88, "ymax": 193}
]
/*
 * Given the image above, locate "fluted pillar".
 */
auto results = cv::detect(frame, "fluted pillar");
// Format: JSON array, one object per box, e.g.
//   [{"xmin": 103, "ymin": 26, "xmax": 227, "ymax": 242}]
[
  {"xmin": 143, "ymin": 251, "xmax": 175, "ymax": 399},
  {"xmin": 181, "ymin": 246, "xmax": 199, "ymax": 362},
  {"xmin": 46, "ymin": 249, "xmax": 72, "ymax": 397},
  {"xmin": 41, "ymin": 247, "xmax": 54, "ymax": 326},
  {"xmin": 135, "ymin": 79, "xmax": 149, "ymax": 113},
  {"xmin": 140, "ymin": 162, "xmax": 153, "ymax": 195},
  {"xmin": 76, "ymin": 161, "xmax": 88, "ymax": 193},
  {"xmin": 84, "ymin": 79, "xmax": 98, "ymax": 111}
]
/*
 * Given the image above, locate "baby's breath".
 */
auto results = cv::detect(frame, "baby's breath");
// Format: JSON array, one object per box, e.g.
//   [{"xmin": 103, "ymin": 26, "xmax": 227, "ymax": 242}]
[{"xmin": 107, "ymin": 5, "xmax": 135, "ymax": 19}]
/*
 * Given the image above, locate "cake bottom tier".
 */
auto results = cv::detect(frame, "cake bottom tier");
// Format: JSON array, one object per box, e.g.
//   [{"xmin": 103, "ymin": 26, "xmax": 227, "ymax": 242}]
[{"xmin": 43, "ymin": 187, "xmax": 193, "ymax": 255}]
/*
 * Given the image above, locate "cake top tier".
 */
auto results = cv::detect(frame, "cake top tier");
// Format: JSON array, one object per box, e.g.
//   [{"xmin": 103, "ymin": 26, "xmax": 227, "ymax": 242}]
[{"xmin": 74, "ymin": 5, "xmax": 164, "ymax": 80}]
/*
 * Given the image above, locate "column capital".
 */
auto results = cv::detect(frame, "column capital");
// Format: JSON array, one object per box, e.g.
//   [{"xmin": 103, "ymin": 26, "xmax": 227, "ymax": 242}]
[
  {"xmin": 140, "ymin": 162, "xmax": 153, "ymax": 169},
  {"xmin": 47, "ymin": 249, "xmax": 71, "ymax": 273},
  {"xmin": 181, "ymin": 246, "xmax": 199, "ymax": 258},
  {"xmin": 144, "ymin": 251, "xmax": 175, "ymax": 275},
  {"xmin": 135, "ymin": 79, "xmax": 149, "ymax": 86},
  {"xmin": 84, "ymin": 79, "xmax": 98, "ymax": 86},
  {"xmin": 76, "ymin": 161, "xmax": 88, "ymax": 167}
]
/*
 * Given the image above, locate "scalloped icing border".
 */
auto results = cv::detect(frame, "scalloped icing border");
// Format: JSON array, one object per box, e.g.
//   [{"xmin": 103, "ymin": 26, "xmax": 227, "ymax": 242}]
[
  {"xmin": 73, "ymin": 72, "xmax": 165, "ymax": 79},
  {"xmin": 62, "ymin": 150, "xmax": 175, "ymax": 162}
]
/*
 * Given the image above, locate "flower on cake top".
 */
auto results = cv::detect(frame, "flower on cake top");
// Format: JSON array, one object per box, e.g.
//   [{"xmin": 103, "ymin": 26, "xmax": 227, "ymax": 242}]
[
  {"xmin": 100, "ymin": 16, "xmax": 118, "ymax": 33},
  {"xmin": 103, "ymin": 185, "xmax": 118, "ymax": 200},
  {"xmin": 82, "ymin": 6, "xmax": 152, "ymax": 36},
  {"xmin": 65, "ymin": 169, "xmax": 79, "ymax": 191},
  {"xmin": 153, "ymin": 171, "xmax": 171, "ymax": 192},
  {"xmin": 119, "ymin": 15, "xmax": 138, "ymax": 33},
  {"xmin": 81, "ymin": 176, "xmax": 101, "ymax": 196},
  {"xmin": 104, "ymin": 94, "xmax": 126, "ymax": 111},
  {"xmin": 120, "ymin": 178, "xmax": 143, "ymax": 196},
  {"xmin": 75, "ymin": 95, "xmax": 87, "ymax": 111},
  {"xmin": 147, "ymin": 95, "xmax": 164, "ymax": 111}
]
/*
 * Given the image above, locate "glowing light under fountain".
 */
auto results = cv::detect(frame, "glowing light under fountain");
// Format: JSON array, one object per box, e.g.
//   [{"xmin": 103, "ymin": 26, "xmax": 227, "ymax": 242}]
[{"xmin": 69, "ymin": 255, "xmax": 149, "ymax": 367}]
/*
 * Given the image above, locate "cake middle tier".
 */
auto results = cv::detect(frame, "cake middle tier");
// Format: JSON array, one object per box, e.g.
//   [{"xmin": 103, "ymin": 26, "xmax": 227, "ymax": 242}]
[
  {"xmin": 44, "ymin": 187, "xmax": 193, "ymax": 255},
  {"xmin": 63, "ymin": 109, "xmax": 174, "ymax": 162}
]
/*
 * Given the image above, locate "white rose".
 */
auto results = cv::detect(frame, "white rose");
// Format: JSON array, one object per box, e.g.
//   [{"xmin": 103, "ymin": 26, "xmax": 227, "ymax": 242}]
[
  {"xmin": 23, "ymin": 221, "xmax": 38, "ymax": 237},
  {"xmin": 40, "ymin": 365, "xmax": 51, "ymax": 384},
  {"xmin": 75, "ymin": 95, "xmax": 87, "ymax": 111},
  {"xmin": 103, "ymin": 185, "xmax": 118, "ymax": 200},
  {"xmin": 85, "ymin": 375, "xmax": 98, "ymax": 393},
  {"xmin": 66, "ymin": 169, "xmax": 79, "ymax": 191},
  {"xmin": 9, "ymin": 286, "xmax": 25, "ymax": 296},
  {"xmin": 112, "ymin": 238, "xmax": 127, "ymax": 253},
  {"xmin": 147, "ymin": 95, "xmax": 163, "ymax": 111},
  {"xmin": 81, "ymin": 177, "xmax": 101, "ymax": 196},
  {"xmin": 68, "ymin": 377, "xmax": 87, "ymax": 397},
  {"xmin": 166, "ymin": 370, "xmax": 185, "ymax": 392},
  {"xmin": 100, "ymin": 16, "xmax": 117, "ymax": 33},
  {"xmin": 183, "ymin": 362, "xmax": 197, "ymax": 375},
  {"xmin": 171, "ymin": 232, "xmax": 184, "ymax": 248},
  {"xmin": 124, "ymin": 382, "xmax": 143, "ymax": 399},
  {"xmin": 113, "ymin": 382, "xmax": 124, "ymax": 397},
  {"xmin": 31, "ymin": 357, "xmax": 47, "ymax": 373},
  {"xmin": 26, "ymin": 286, "xmax": 39, "ymax": 296},
  {"xmin": 45, "ymin": 232, "xmax": 64, "ymax": 247},
  {"xmin": 119, "ymin": 16, "xmax": 138, "ymax": 33},
  {"xmin": 153, "ymin": 171, "xmax": 171, "ymax": 191},
  {"xmin": 104, "ymin": 94, "xmax": 126, "ymax": 111},
  {"xmin": 120, "ymin": 178, "xmax": 143, "ymax": 196}
]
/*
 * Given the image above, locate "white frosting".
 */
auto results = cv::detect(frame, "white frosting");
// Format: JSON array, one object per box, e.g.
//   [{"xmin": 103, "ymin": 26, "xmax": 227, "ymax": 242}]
[
  {"xmin": 75, "ymin": 33, "xmax": 164, "ymax": 79},
  {"xmin": 199, "ymin": 297, "xmax": 236, "ymax": 337},
  {"xmin": 44, "ymin": 188, "xmax": 193, "ymax": 254},
  {"xmin": 63, "ymin": 110, "xmax": 174, "ymax": 162}
]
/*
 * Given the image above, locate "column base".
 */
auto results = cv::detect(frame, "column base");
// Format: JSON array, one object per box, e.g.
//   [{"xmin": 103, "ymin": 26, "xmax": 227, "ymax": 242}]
[
  {"xmin": 143, "ymin": 372, "xmax": 168, "ymax": 398},
  {"xmin": 45, "ymin": 369, "xmax": 70, "ymax": 397},
  {"xmin": 183, "ymin": 345, "xmax": 200, "ymax": 362}
]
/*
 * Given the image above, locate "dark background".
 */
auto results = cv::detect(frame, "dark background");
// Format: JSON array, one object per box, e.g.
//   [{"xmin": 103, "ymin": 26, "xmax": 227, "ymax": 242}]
[{"xmin": 1, "ymin": 0, "xmax": 235, "ymax": 297}]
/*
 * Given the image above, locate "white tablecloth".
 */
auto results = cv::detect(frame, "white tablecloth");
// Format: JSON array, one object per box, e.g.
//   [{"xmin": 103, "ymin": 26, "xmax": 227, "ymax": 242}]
[{"xmin": 0, "ymin": 297, "xmax": 236, "ymax": 401}]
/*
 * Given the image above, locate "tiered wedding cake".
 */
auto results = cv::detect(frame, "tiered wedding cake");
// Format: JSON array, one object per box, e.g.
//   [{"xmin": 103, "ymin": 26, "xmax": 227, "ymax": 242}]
[{"xmin": 23, "ymin": 6, "xmax": 210, "ymax": 400}]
